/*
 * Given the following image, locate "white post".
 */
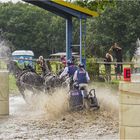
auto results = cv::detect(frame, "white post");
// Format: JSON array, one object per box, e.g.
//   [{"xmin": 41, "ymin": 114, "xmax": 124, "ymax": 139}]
[{"xmin": 0, "ymin": 70, "xmax": 9, "ymax": 115}]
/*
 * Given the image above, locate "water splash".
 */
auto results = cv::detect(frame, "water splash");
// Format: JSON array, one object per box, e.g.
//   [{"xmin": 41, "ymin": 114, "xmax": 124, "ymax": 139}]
[
  {"xmin": 19, "ymin": 87, "xmax": 69, "ymax": 120},
  {"xmin": 89, "ymin": 83, "xmax": 119, "ymax": 116},
  {"xmin": 16, "ymin": 83, "xmax": 119, "ymax": 120},
  {"xmin": 0, "ymin": 38, "xmax": 11, "ymax": 58},
  {"xmin": 0, "ymin": 38, "xmax": 11, "ymax": 70}
]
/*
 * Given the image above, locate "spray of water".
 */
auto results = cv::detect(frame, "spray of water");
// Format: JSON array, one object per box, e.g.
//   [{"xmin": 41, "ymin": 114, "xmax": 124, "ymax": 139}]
[
  {"xmin": 8, "ymin": 84, "xmax": 119, "ymax": 139},
  {"xmin": 0, "ymin": 38, "xmax": 11, "ymax": 58},
  {"xmin": 89, "ymin": 83, "xmax": 119, "ymax": 116},
  {"xmin": 22, "ymin": 83, "xmax": 119, "ymax": 120},
  {"xmin": 0, "ymin": 38, "xmax": 11, "ymax": 70},
  {"xmin": 23, "ymin": 88, "xmax": 69, "ymax": 119}
]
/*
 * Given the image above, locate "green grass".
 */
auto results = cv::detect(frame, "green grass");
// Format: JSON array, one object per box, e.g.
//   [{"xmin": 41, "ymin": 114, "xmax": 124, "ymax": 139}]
[
  {"xmin": 110, "ymin": 79, "xmax": 120, "ymax": 85},
  {"xmin": 0, "ymin": 61, "xmax": 7, "ymax": 69},
  {"xmin": 9, "ymin": 74, "xmax": 18, "ymax": 93}
]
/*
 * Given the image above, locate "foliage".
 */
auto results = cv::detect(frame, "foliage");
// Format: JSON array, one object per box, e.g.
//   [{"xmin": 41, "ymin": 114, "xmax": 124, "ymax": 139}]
[
  {"xmin": 9, "ymin": 74, "xmax": 18, "ymax": 92},
  {"xmin": 0, "ymin": 2, "xmax": 66, "ymax": 58},
  {"xmin": 85, "ymin": 1, "xmax": 140, "ymax": 60},
  {"xmin": 86, "ymin": 57, "xmax": 99, "ymax": 79},
  {"xmin": 0, "ymin": 1, "xmax": 140, "ymax": 61},
  {"xmin": 110, "ymin": 79, "xmax": 119, "ymax": 85},
  {"xmin": 74, "ymin": 0, "xmax": 116, "ymax": 14}
]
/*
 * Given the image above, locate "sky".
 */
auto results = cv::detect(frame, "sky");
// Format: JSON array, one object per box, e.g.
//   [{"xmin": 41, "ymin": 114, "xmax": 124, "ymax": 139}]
[
  {"xmin": 0, "ymin": 0, "xmax": 73, "ymax": 3},
  {"xmin": 0, "ymin": 0, "xmax": 21, "ymax": 3},
  {"xmin": 0, "ymin": 0, "xmax": 74, "ymax": 3}
]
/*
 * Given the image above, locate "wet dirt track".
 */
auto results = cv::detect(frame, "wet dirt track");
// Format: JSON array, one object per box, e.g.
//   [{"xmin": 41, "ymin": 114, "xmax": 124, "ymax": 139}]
[{"xmin": 0, "ymin": 83, "xmax": 119, "ymax": 140}]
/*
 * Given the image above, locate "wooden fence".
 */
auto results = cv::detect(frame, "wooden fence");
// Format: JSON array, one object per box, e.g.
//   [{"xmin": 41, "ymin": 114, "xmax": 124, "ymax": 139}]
[
  {"xmin": 0, "ymin": 57, "xmax": 135, "ymax": 81},
  {"xmin": 95, "ymin": 61, "xmax": 134, "ymax": 80}
]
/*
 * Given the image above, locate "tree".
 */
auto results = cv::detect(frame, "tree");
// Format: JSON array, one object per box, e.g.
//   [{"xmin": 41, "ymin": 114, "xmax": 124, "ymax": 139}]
[
  {"xmin": 0, "ymin": 1, "xmax": 140, "ymax": 60},
  {"xmin": 0, "ymin": 2, "xmax": 66, "ymax": 58},
  {"xmin": 81, "ymin": 1, "xmax": 140, "ymax": 60},
  {"xmin": 74, "ymin": 0, "xmax": 116, "ymax": 14}
]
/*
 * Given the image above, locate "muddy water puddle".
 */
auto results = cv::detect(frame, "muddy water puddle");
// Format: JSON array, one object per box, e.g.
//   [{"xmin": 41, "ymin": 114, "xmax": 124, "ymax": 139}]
[{"xmin": 0, "ymin": 83, "xmax": 119, "ymax": 139}]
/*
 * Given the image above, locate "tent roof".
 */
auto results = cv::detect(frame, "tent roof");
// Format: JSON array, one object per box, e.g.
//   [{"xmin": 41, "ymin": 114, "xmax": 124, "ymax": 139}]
[
  {"xmin": 23, "ymin": 0, "xmax": 99, "ymax": 19},
  {"xmin": 12, "ymin": 50, "xmax": 34, "ymax": 56}
]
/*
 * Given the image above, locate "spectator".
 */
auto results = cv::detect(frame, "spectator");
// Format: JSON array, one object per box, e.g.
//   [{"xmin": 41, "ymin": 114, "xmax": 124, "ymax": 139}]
[
  {"xmin": 110, "ymin": 42, "xmax": 123, "ymax": 79},
  {"xmin": 60, "ymin": 55, "xmax": 66, "ymax": 67},
  {"xmin": 35, "ymin": 59, "xmax": 42, "ymax": 75},
  {"xmin": 38, "ymin": 55, "xmax": 47, "ymax": 76},
  {"xmin": 104, "ymin": 52, "xmax": 113, "ymax": 81}
]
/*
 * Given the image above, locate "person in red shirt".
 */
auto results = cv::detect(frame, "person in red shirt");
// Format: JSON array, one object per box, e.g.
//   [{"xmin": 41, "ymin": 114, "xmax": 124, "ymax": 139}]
[{"xmin": 60, "ymin": 55, "xmax": 66, "ymax": 67}]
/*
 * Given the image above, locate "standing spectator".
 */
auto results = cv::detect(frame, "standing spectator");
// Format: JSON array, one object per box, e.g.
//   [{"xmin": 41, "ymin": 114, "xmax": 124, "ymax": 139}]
[
  {"xmin": 35, "ymin": 59, "xmax": 43, "ymax": 75},
  {"xmin": 104, "ymin": 52, "xmax": 113, "ymax": 81},
  {"xmin": 110, "ymin": 42, "xmax": 123, "ymax": 79}
]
